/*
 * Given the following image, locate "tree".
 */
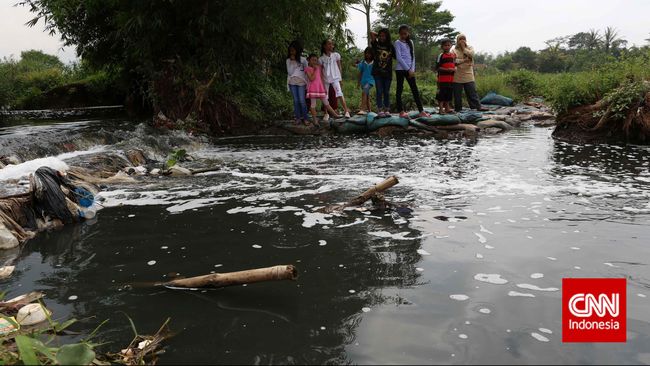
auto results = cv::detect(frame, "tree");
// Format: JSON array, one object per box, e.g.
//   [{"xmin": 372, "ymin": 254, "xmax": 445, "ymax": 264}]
[
  {"xmin": 602, "ymin": 26, "xmax": 626, "ymax": 54},
  {"xmin": 374, "ymin": 1, "xmax": 456, "ymax": 67},
  {"xmin": 511, "ymin": 47, "xmax": 538, "ymax": 70},
  {"xmin": 16, "ymin": 50, "xmax": 64, "ymax": 72},
  {"xmin": 348, "ymin": 0, "xmax": 373, "ymax": 46},
  {"xmin": 20, "ymin": 0, "xmax": 351, "ymax": 132}
]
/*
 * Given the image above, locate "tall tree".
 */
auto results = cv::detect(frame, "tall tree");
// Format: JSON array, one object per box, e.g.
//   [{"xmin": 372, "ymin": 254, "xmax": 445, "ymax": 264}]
[
  {"xmin": 511, "ymin": 47, "xmax": 538, "ymax": 70},
  {"xmin": 20, "ymin": 0, "xmax": 350, "ymax": 132},
  {"xmin": 602, "ymin": 26, "xmax": 626, "ymax": 54},
  {"xmin": 348, "ymin": 0, "xmax": 373, "ymax": 46}
]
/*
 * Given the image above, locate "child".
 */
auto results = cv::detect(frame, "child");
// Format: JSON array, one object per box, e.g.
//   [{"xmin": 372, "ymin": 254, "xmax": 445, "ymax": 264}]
[
  {"xmin": 305, "ymin": 54, "xmax": 341, "ymax": 126},
  {"xmin": 319, "ymin": 39, "xmax": 351, "ymax": 120},
  {"xmin": 357, "ymin": 47, "xmax": 375, "ymax": 115},
  {"xmin": 435, "ymin": 38, "xmax": 456, "ymax": 114},
  {"xmin": 370, "ymin": 28, "xmax": 395, "ymax": 118},
  {"xmin": 394, "ymin": 25, "xmax": 430, "ymax": 119},
  {"xmin": 286, "ymin": 41, "xmax": 309, "ymax": 124}
]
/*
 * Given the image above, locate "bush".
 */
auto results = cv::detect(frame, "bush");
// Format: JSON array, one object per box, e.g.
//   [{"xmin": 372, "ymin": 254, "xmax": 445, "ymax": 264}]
[{"xmin": 505, "ymin": 70, "xmax": 541, "ymax": 98}]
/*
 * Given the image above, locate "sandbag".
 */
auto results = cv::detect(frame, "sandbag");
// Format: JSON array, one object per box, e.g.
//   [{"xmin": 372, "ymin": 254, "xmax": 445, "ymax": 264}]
[
  {"xmin": 457, "ymin": 111, "xmax": 487, "ymax": 124},
  {"xmin": 367, "ymin": 115, "xmax": 409, "ymax": 132},
  {"xmin": 330, "ymin": 116, "xmax": 367, "ymax": 134},
  {"xmin": 480, "ymin": 92, "xmax": 514, "ymax": 106},
  {"xmin": 415, "ymin": 114, "xmax": 461, "ymax": 126}
]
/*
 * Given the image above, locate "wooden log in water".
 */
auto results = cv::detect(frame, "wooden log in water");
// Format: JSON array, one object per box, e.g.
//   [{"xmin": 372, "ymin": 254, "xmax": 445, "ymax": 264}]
[
  {"xmin": 163, "ymin": 265, "xmax": 298, "ymax": 289},
  {"xmin": 346, "ymin": 176, "xmax": 399, "ymax": 207}
]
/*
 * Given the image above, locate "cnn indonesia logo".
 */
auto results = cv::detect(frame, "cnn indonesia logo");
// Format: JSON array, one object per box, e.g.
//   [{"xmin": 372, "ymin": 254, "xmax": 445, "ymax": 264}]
[{"xmin": 562, "ymin": 278, "xmax": 626, "ymax": 342}]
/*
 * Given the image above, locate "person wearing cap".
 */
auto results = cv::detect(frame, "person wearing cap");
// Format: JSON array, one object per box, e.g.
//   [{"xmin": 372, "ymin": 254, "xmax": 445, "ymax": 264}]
[{"xmin": 453, "ymin": 34, "xmax": 486, "ymax": 112}]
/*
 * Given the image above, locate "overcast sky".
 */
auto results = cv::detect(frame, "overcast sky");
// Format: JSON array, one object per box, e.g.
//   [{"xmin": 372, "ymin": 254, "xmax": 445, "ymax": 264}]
[{"xmin": 1, "ymin": 0, "xmax": 649, "ymax": 63}]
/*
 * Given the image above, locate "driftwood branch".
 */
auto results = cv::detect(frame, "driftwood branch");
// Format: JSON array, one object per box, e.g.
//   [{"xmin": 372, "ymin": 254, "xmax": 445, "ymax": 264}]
[
  {"xmin": 346, "ymin": 176, "xmax": 399, "ymax": 207},
  {"xmin": 162, "ymin": 265, "xmax": 297, "ymax": 289}
]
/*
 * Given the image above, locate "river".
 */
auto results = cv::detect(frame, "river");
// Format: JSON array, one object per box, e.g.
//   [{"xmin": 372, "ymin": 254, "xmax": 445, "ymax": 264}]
[{"xmin": 1, "ymin": 117, "xmax": 650, "ymax": 364}]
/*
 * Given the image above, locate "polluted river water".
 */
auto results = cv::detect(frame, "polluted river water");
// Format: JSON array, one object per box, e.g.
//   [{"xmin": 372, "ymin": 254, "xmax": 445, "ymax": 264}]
[{"xmin": 1, "ymin": 118, "xmax": 650, "ymax": 364}]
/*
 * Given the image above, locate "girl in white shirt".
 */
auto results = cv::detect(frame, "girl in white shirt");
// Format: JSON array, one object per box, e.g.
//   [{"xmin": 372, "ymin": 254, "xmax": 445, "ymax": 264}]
[
  {"xmin": 319, "ymin": 39, "xmax": 351, "ymax": 119},
  {"xmin": 287, "ymin": 41, "xmax": 309, "ymax": 124}
]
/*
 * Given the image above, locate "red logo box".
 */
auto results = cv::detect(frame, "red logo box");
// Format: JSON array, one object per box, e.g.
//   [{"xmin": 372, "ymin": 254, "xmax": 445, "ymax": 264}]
[{"xmin": 562, "ymin": 278, "xmax": 626, "ymax": 342}]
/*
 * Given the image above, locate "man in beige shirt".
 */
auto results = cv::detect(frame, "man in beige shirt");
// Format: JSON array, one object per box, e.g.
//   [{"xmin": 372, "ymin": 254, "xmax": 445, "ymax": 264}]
[{"xmin": 453, "ymin": 34, "xmax": 486, "ymax": 112}]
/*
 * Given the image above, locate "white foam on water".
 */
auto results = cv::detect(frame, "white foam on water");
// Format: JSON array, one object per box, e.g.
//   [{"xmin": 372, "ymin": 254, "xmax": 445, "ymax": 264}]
[
  {"xmin": 450, "ymin": 294, "xmax": 469, "ymax": 301},
  {"xmin": 68, "ymin": 295, "xmax": 78, "ymax": 301},
  {"xmin": 147, "ymin": 260, "xmax": 156, "ymax": 266},
  {"xmin": 604, "ymin": 262, "xmax": 619, "ymax": 268},
  {"xmin": 547, "ymin": 257, "xmax": 557, "ymax": 261},
  {"xmin": 416, "ymin": 267, "xmax": 424, "ymax": 272},
  {"xmin": 362, "ymin": 307, "xmax": 371, "ymax": 312},
  {"xmin": 416, "ymin": 249, "xmax": 431, "ymax": 256},
  {"xmin": 465, "ymin": 321, "xmax": 471, "ymax": 325},
  {"xmin": 335, "ymin": 218, "xmax": 368, "ymax": 228},
  {"xmin": 348, "ymin": 289, "xmax": 356, "ymax": 294},
  {"xmin": 476, "ymin": 253, "xmax": 484, "ymax": 259},
  {"xmin": 479, "ymin": 308, "xmax": 491, "ymax": 314},
  {"xmin": 302, "ymin": 212, "xmax": 333, "ymax": 228},
  {"xmin": 638, "ymin": 294, "xmax": 647, "ymax": 298},
  {"xmin": 570, "ymin": 247, "xmax": 580, "ymax": 250},
  {"xmin": 531, "ymin": 332, "xmax": 549, "ymax": 342},
  {"xmin": 480, "ymin": 225, "xmax": 494, "ymax": 234},
  {"xmin": 530, "ymin": 273, "xmax": 544, "ymax": 279},
  {"xmin": 128, "ymin": 214, "xmax": 136, "ymax": 218},
  {"xmin": 508, "ymin": 291, "xmax": 535, "ymax": 298},
  {"xmin": 485, "ymin": 245, "xmax": 495, "ymax": 249},
  {"xmin": 474, "ymin": 273, "xmax": 508, "ymax": 285},
  {"xmin": 516, "ymin": 284, "xmax": 559, "ymax": 292},
  {"xmin": 539, "ymin": 328, "xmax": 552, "ymax": 334},
  {"xmin": 370, "ymin": 231, "xmax": 431, "ymax": 241},
  {"xmin": 252, "ymin": 244, "xmax": 262, "ymax": 249},
  {"xmin": 227, "ymin": 205, "xmax": 277, "ymax": 214},
  {"xmin": 458, "ymin": 334, "xmax": 468, "ymax": 339},
  {"xmin": 0, "ymin": 157, "xmax": 69, "ymax": 181},
  {"xmin": 167, "ymin": 197, "xmax": 230, "ymax": 213},
  {"xmin": 318, "ymin": 240, "xmax": 327, "ymax": 246},
  {"xmin": 475, "ymin": 233, "xmax": 487, "ymax": 244},
  {"xmin": 574, "ymin": 266, "xmax": 581, "ymax": 270}
]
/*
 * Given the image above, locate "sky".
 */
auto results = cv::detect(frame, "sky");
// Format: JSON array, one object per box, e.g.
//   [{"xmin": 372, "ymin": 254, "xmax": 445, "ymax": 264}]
[{"xmin": 1, "ymin": 0, "xmax": 649, "ymax": 63}]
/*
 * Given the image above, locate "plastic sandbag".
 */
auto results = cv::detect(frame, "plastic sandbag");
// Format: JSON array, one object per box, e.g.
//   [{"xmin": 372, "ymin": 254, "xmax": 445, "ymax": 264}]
[
  {"xmin": 73, "ymin": 187, "xmax": 94, "ymax": 208},
  {"xmin": 330, "ymin": 116, "xmax": 367, "ymax": 134},
  {"xmin": 367, "ymin": 115, "xmax": 409, "ymax": 132},
  {"xmin": 32, "ymin": 167, "xmax": 75, "ymax": 224},
  {"xmin": 480, "ymin": 92, "xmax": 514, "ymax": 106},
  {"xmin": 415, "ymin": 114, "xmax": 461, "ymax": 126},
  {"xmin": 457, "ymin": 111, "xmax": 488, "ymax": 124}
]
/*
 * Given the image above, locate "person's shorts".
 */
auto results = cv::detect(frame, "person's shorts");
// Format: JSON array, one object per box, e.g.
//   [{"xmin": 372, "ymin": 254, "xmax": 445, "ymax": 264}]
[
  {"xmin": 324, "ymin": 80, "xmax": 344, "ymax": 98},
  {"xmin": 362, "ymin": 83, "xmax": 374, "ymax": 95},
  {"xmin": 436, "ymin": 82, "xmax": 453, "ymax": 102}
]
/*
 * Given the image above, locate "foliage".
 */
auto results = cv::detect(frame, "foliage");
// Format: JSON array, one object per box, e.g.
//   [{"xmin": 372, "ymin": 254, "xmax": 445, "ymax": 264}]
[
  {"xmin": 20, "ymin": 0, "xmax": 352, "ymax": 132},
  {"xmin": 166, "ymin": 149, "xmax": 188, "ymax": 168},
  {"xmin": 595, "ymin": 81, "xmax": 648, "ymax": 121},
  {"xmin": 0, "ymin": 50, "xmax": 120, "ymax": 109}
]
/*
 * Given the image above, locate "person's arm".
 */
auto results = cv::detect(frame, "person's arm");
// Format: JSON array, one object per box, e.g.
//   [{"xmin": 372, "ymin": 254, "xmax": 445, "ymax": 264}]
[
  {"xmin": 370, "ymin": 31, "xmax": 377, "ymax": 44},
  {"xmin": 395, "ymin": 41, "xmax": 411, "ymax": 71},
  {"xmin": 305, "ymin": 67, "xmax": 316, "ymax": 81}
]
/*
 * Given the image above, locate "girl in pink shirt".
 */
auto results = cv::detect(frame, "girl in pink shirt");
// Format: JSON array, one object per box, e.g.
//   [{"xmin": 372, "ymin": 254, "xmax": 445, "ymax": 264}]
[{"xmin": 305, "ymin": 54, "xmax": 340, "ymax": 126}]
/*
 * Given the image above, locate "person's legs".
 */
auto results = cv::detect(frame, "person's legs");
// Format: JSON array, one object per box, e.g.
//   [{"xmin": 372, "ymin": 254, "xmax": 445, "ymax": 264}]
[
  {"xmin": 374, "ymin": 77, "xmax": 385, "ymax": 111},
  {"xmin": 395, "ymin": 71, "xmax": 406, "ymax": 112},
  {"xmin": 383, "ymin": 77, "xmax": 392, "ymax": 112},
  {"xmin": 465, "ymin": 82, "xmax": 482, "ymax": 110},
  {"xmin": 289, "ymin": 85, "xmax": 301, "ymax": 120},
  {"xmin": 309, "ymin": 98, "xmax": 319, "ymax": 124},
  {"xmin": 322, "ymin": 97, "xmax": 339, "ymax": 118},
  {"xmin": 330, "ymin": 81, "xmax": 349, "ymax": 116},
  {"xmin": 297, "ymin": 85, "xmax": 309, "ymax": 120},
  {"xmin": 453, "ymin": 83, "xmax": 464, "ymax": 112},
  {"xmin": 406, "ymin": 76, "xmax": 424, "ymax": 112}
]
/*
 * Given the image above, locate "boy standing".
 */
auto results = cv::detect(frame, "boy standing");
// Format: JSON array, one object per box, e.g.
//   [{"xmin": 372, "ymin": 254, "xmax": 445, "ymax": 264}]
[{"xmin": 435, "ymin": 38, "xmax": 456, "ymax": 114}]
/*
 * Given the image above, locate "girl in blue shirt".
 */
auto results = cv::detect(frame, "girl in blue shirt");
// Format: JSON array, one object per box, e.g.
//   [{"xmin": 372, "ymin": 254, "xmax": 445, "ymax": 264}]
[{"xmin": 357, "ymin": 47, "xmax": 375, "ymax": 115}]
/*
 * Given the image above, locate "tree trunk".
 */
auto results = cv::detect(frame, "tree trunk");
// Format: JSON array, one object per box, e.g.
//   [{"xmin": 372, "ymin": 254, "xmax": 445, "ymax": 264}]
[{"xmin": 163, "ymin": 265, "xmax": 298, "ymax": 289}]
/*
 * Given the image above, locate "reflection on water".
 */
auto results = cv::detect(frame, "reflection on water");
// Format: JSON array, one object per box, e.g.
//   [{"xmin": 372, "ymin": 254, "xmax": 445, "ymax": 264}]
[{"xmin": 1, "ymin": 124, "xmax": 650, "ymax": 364}]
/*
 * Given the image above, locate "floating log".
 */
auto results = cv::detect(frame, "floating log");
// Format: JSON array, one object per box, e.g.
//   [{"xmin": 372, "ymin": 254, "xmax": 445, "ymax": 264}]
[
  {"xmin": 346, "ymin": 176, "xmax": 399, "ymax": 207},
  {"xmin": 162, "ymin": 265, "xmax": 298, "ymax": 289}
]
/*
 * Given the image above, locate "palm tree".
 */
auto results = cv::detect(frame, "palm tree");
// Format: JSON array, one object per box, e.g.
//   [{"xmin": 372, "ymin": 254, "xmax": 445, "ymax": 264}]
[
  {"xmin": 602, "ymin": 26, "xmax": 622, "ymax": 54},
  {"xmin": 586, "ymin": 29, "xmax": 602, "ymax": 50}
]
